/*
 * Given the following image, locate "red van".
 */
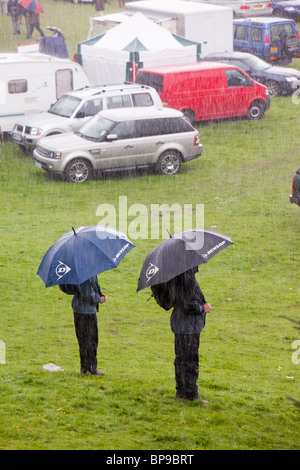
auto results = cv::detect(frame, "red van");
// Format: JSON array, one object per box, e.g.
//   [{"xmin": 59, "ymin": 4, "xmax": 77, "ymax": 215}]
[{"xmin": 136, "ymin": 62, "xmax": 270, "ymax": 124}]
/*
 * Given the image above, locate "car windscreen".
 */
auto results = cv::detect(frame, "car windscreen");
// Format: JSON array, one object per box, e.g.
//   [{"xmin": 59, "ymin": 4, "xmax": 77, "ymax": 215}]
[
  {"xmin": 75, "ymin": 114, "xmax": 114, "ymax": 142},
  {"xmin": 136, "ymin": 72, "xmax": 164, "ymax": 93},
  {"xmin": 48, "ymin": 95, "xmax": 81, "ymax": 118},
  {"xmin": 245, "ymin": 55, "xmax": 270, "ymax": 71}
]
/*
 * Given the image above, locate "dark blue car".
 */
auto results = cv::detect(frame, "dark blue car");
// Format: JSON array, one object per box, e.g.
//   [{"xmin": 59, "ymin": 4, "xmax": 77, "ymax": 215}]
[
  {"xmin": 204, "ymin": 51, "xmax": 300, "ymax": 96},
  {"xmin": 233, "ymin": 17, "xmax": 300, "ymax": 63},
  {"xmin": 272, "ymin": 0, "xmax": 300, "ymax": 20}
]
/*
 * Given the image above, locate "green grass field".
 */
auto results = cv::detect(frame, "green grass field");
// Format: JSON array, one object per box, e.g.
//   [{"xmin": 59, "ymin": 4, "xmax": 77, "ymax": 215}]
[{"xmin": 0, "ymin": 0, "xmax": 299, "ymax": 451}]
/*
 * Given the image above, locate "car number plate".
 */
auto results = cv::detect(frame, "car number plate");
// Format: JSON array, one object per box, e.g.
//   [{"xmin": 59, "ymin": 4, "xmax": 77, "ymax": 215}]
[
  {"xmin": 12, "ymin": 132, "xmax": 22, "ymax": 142},
  {"xmin": 34, "ymin": 160, "xmax": 43, "ymax": 169},
  {"xmin": 270, "ymin": 46, "xmax": 278, "ymax": 52},
  {"xmin": 254, "ymin": 4, "xmax": 263, "ymax": 7}
]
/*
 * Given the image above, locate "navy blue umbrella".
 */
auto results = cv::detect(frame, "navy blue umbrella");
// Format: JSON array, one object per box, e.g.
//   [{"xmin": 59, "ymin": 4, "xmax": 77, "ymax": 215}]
[{"xmin": 37, "ymin": 225, "xmax": 135, "ymax": 288}]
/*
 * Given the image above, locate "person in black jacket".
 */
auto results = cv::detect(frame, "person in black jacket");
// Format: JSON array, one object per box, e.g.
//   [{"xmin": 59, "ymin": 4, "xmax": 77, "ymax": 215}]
[
  {"xmin": 60, "ymin": 276, "xmax": 106, "ymax": 375},
  {"xmin": 170, "ymin": 268, "xmax": 212, "ymax": 402}
]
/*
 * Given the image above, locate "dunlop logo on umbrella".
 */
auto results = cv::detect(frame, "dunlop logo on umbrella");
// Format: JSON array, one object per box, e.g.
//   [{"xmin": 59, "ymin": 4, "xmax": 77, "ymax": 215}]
[
  {"xmin": 56, "ymin": 261, "xmax": 71, "ymax": 281},
  {"xmin": 202, "ymin": 240, "xmax": 226, "ymax": 258},
  {"xmin": 146, "ymin": 263, "xmax": 159, "ymax": 283}
]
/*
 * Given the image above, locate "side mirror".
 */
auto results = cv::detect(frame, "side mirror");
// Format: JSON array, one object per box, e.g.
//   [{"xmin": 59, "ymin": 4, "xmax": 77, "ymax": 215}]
[
  {"xmin": 76, "ymin": 111, "xmax": 85, "ymax": 119},
  {"xmin": 106, "ymin": 134, "xmax": 118, "ymax": 142}
]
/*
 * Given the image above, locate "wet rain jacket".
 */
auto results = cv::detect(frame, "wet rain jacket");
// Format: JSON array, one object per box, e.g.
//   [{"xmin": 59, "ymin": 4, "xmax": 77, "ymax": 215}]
[
  {"xmin": 60, "ymin": 276, "xmax": 103, "ymax": 314},
  {"xmin": 170, "ymin": 270, "xmax": 206, "ymax": 335}
]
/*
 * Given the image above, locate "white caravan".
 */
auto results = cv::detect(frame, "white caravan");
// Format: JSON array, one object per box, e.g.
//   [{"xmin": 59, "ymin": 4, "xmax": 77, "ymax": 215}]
[{"xmin": 0, "ymin": 53, "xmax": 91, "ymax": 133}]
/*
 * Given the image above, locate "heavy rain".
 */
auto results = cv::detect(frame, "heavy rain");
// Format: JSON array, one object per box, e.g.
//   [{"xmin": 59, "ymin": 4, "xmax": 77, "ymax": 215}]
[{"xmin": 0, "ymin": 0, "xmax": 299, "ymax": 453}]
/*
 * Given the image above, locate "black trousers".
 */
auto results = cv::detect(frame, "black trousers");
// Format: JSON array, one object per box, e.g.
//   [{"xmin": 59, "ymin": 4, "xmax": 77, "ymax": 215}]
[
  {"xmin": 174, "ymin": 333, "xmax": 200, "ymax": 400},
  {"xmin": 73, "ymin": 313, "xmax": 98, "ymax": 373}
]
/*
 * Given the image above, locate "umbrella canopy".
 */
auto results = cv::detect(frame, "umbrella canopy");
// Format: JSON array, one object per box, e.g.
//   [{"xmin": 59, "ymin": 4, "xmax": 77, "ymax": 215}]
[
  {"xmin": 137, "ymin": 228, "xmax": 233, "ymax": 292},
  {"xmin": 46, "ymin": 26, "xmax": 63, "ymax": 37},
  {"xmin": 37, "ymin": 225, "xmax": 135, "ymax": 288},
  {"xmin": 19, "ymin": 0, "xmax": 44, "ymax": 14}
]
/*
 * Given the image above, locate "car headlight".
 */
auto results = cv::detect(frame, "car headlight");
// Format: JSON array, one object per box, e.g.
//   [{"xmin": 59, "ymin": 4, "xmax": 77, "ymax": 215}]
[
  {"xmin": 48, "ymin": 151, "xmax": 62, "ymax": 160},
  {"xmin": 286, "ymin": 76, "xmax": 298, "ymax": 82},
  {"xmin": 28, "ymin": 127, "xmax": 42, "ymax": 136}
]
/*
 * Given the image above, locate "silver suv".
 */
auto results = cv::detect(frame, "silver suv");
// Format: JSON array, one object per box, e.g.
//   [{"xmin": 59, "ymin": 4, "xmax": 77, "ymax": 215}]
[
  {"xmin": 12, "ymin": 83, "xmax": 162, "ymax": 152},
  {"xmin": 33, "ymin": 107, "xmax": 202, "ymax": 183}
]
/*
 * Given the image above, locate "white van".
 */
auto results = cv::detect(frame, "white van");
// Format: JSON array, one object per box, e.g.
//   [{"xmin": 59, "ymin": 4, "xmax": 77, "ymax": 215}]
[{"xmin": 0, "ymin": 53, "xmax": 91, "ymax": 134}]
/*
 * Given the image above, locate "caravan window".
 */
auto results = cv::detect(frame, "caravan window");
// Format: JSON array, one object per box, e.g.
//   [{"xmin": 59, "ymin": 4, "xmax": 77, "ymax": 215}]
[
  {"xmin": 56, "ymin": 69, "xmax": 73, "ymax": 100},
  {"xmin": 8, "ymin": 79, "xmax": 28, "ymax": 94}
]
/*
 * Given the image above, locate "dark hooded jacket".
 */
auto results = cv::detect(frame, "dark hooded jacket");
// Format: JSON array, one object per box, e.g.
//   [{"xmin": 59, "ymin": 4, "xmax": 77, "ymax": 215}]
[
  {"xmin": 72, "ymin": 276, "xmax": 103, "ymax": 314},
  {"xmin": 170, "ymin": 269, "xmax": 206, "ymax": 335}
]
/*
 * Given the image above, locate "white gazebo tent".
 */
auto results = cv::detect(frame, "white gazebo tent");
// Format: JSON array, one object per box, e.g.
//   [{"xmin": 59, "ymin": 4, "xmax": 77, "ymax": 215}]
[{"xmin": 77, "ymin": 13, "xmax": 200, "ymax": 85}]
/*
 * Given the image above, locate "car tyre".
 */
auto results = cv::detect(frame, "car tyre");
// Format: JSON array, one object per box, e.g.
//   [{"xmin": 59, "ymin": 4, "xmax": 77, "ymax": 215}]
[
  {"xmin": 247, "ymin": 101, "xmax": 264, "ymax": 120},
  {"xmin": 157, "ymin": 150, "xmax": 182, "ymax": 175},
  {"xmin": 265, "ymin": 80, "xmax": 282, "ymax": 97},
  {"xmin": 182, "ymin": 109, "xmax": 196, "ymax": 125},
  {"xmin": 65, "ymin": 158, "xmax": 93, "ymax": 183},
  {"xmin": 272, "ymin": 8, "xmax": 283, "ymax": 17}
]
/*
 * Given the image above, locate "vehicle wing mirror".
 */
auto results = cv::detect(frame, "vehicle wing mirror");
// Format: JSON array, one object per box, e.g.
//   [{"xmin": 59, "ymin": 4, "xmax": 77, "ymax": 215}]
[
  {"xmin": 107, "ymin": 134, "xmax": 118, "ymax": 142},
  {"xmin": 76, "ymin": 111, "xmax": 86, "ymax": 119}
]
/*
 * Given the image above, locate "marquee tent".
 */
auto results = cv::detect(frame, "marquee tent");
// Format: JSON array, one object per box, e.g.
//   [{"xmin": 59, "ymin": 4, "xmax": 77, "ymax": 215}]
[{"xmin": 77, "ymin": 13, "xmax": 201, "ymax": 85}]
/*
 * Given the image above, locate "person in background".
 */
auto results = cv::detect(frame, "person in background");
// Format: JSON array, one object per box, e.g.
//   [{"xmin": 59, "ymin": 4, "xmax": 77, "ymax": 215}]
[
  {"xmin": 60, "ymin": 276, "xmax": 107, "ymax": 375},
  {"xmin": 26, "ymin": 10, "xmax": 44, "ymax": 38},
  {"xmin": 7, "ymin": 0, "xmax": 20, "ymax": 34},
  {"xmin": 0, "ymin": 0, "xmax": 8, "ymax": 15},
  {"xmin": 94, "ymin": 0, "xmax": 105, "ymax": 16}
]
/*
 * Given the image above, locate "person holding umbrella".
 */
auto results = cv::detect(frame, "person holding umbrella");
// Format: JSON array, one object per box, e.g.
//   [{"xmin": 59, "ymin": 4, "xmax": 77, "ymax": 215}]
[
  {"xmin": 137, "ymin": 228, "xmax": 233, "ymax": 402},
  {"xmin": 60, "ymin": 276, "xmax": 107, "ymax": 375},
  {"xmin": 37, "ymin": 225, "xmax": 135, "ymax": 374},
  {"xmin": 168, "ymin": 268, "xmax": 211, "ymax": 402}
]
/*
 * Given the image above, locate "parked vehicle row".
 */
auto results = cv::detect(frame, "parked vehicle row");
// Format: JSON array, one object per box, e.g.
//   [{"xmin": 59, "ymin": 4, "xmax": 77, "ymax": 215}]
[
  {"xmin": 12, "ymin": 83, "xmax": 162, "ymax": 153},
  {"xmin": 13, "ymin": 58, "xmax": 272, "ymax": 183}
]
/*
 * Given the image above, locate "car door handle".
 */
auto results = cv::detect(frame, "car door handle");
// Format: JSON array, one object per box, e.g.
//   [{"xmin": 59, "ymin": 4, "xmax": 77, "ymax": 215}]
[{"xmin": 124, "ymin": 145, "xmax": 134, "ymax": 149}]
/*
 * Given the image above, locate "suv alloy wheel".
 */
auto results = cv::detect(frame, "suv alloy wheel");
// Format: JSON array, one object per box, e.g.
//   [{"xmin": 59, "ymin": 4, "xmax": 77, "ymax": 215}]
[
  {"xmin": 157, "ymin": 150, "xmax": 182, "ymax": 175},
  {"xmin": 65, "ymin": 158, "xmax": 93, "ymax": 183}
]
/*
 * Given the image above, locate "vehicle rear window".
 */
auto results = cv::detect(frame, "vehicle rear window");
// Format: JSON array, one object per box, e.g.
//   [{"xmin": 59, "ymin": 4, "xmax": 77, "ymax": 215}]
[
  {"xmin": 270, "ymin": 23, "xmax": 294, "ymax": 42},
  {"xmin": 136, "ymin": 72, "xmax": 164, "ymax": 93},
  {"xmin": 134, "ymin": 117, "xmax": 194, "ymax": 138}
]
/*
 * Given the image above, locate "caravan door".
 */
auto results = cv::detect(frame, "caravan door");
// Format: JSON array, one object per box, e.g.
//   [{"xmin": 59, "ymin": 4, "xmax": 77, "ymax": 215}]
[{"xmin": 56, "ymin": 69, "xmax": 74, "ymax": 100}]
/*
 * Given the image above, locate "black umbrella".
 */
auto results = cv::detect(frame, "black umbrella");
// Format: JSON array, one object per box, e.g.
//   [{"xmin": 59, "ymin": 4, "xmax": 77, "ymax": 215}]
[{"xmin": 137, "ymin": 228, "xmax": 233, "ymax": 292}]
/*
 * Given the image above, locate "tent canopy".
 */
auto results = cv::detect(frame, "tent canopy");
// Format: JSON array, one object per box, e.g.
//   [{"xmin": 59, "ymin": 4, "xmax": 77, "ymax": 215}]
[{"xmin": 78, "ymin": 13, "xmax": 201, "ymax": 85}]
